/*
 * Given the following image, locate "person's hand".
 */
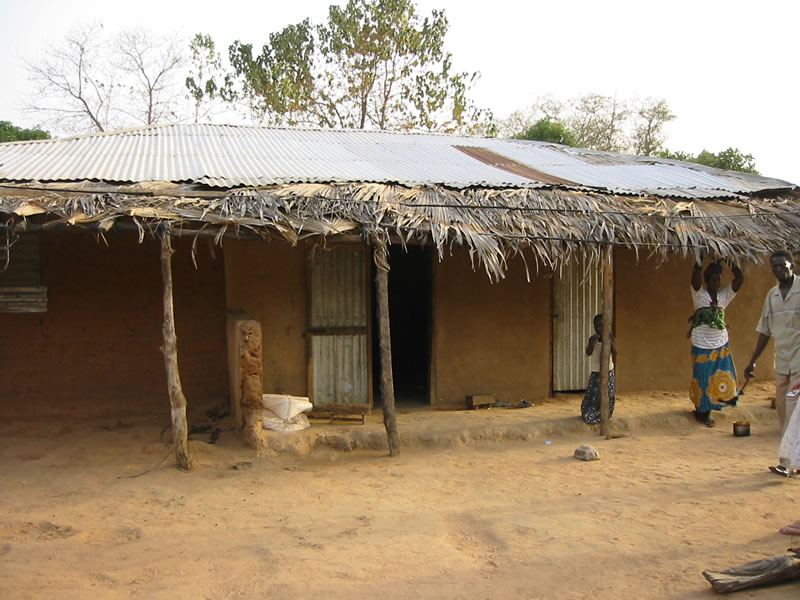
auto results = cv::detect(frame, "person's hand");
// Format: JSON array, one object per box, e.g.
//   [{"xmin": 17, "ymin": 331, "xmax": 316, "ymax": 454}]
[{"xmin": 744, "ymin": 363, "xmax": 755, "ymax": 379}]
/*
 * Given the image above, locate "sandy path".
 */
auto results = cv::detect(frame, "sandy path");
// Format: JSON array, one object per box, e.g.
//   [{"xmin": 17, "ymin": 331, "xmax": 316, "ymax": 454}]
[{"xmin": 0, "ymin": 386, "xmax": 798, "ymax": 599}]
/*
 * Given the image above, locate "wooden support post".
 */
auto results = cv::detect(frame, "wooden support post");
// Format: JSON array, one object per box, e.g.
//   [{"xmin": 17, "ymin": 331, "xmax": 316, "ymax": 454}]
[
  {"xmin": 374, "ymin": 244, "xmax": 400, "ymax": 456},
  {"xmin": 599, "ymin": 244, "xmax": 614, "ymax": 437},
  {"xmin": 160, "ymin": 231, "xmax": 193, "ymax": 471}
]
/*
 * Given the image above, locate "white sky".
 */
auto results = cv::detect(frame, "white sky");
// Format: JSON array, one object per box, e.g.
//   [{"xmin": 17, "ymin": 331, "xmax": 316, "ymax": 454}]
[{"xmin": 1, "ymin": 0, "xmax": 798, "ymax": 183}]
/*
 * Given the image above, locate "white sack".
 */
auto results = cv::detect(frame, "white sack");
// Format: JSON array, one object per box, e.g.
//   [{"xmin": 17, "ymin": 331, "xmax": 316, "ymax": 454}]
[
  {"xmin": 261, "ymin": 394, "xmax": 312, "ymax": 421},
  {"xmin": 262, "ymin": 409, "xmax": 311, "ymax": 432}
]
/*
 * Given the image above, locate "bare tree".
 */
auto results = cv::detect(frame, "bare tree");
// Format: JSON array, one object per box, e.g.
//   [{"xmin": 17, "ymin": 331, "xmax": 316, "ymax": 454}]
[
  {"xmin": 114, "ymin": 29, "xmax": 185, "ymax": 126},
  {"xmin": 24, "ymin": 24, "xmax": 115, "ymax": 133},
  {"xmin": 567, "ymin": 94, "xmax": 629, "ymax": 152},
  {"xmin": 500, "ymin": 94, "xmax": 674, "ymax": 156},
  {"xmin": 494, "ymin": 95, "xmax": 566, "ymax": 138},
  {"xmin": 24, "ymin": 24, "xmax": 186, "ymax": 135}
]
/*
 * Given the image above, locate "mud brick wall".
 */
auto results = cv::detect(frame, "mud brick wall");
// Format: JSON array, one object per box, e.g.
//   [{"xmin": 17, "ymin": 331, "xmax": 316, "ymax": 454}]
[{"xmin": 0, "ymin": 231, "xmax": 229, "ymax": 419}]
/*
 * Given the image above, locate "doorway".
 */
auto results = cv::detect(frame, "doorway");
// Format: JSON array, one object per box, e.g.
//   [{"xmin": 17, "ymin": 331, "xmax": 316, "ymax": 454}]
[{"xmin": 371, "ymin": 244, "xmax": 432, "ymax": 406}]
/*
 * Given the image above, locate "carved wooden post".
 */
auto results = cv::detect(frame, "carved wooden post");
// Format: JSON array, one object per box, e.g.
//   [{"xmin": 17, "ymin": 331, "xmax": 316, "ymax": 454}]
[
  {"xmin": 374, "ymin": 242, "xmax": 400, "ymax": 456},
  {"xmin": 160, "ymin": 231, "xmax": 193, "ymax": 471},
  {"xmin": 599, "ymin": 244, "xmax": 614, "ymax": 437},
  {"xmin": 238, "ymin": 320, "xmax": 263, "ymax": 448}
]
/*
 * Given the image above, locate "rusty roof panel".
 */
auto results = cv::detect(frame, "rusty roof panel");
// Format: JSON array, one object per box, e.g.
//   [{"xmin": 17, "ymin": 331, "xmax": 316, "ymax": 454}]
[{"xmin": 454, "ymin": 146, "xmax": 578, "ymax": 185}]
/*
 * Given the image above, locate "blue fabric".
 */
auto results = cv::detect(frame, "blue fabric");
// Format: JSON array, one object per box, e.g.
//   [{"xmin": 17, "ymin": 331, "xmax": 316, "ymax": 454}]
[{"xmin": 690, "ymin": 343, "xmax": 739, "ymax": 412}]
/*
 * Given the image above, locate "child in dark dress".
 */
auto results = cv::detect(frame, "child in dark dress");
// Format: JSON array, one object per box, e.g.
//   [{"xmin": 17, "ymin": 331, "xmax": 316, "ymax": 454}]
[{"xmin": 581, "ymin": 314, "xmax": 618, "ymax": 425}]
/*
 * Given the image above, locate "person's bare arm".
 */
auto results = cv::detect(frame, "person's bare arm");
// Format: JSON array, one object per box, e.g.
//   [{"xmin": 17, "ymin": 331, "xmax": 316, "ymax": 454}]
[
  {"xmin": 731, "ymin": 262, "xmax": 744, "ymax": 293},
  {"xmin": 586, "ymin": 334, "xmax": 597, "ymax": 357},
  {"xmin": 744, "ymin": 333, "xmax": 770, "ymax": 379},
  {"xmin": 691, "ymin": 261, "xmax": 703, "ymax": 291}
]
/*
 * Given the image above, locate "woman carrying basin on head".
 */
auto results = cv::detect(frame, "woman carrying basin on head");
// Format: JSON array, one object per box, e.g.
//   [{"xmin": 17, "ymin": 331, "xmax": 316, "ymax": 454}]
[{"xmin": 688, "ymin": 257, "xmax": 744, "ymax": 427}]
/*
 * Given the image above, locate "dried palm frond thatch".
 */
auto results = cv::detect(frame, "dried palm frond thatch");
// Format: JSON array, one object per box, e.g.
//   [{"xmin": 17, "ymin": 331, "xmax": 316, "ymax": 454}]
[{"xmin": 0, "ymin": 181, "xmax": 798, "ymax": 280}]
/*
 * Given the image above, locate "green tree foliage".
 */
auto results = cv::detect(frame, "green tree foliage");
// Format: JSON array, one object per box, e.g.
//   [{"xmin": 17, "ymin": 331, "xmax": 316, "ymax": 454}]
[
  {"xmin": 659, "ymin": 147, "xmax": 759, "ymax": 174},
  {"xmin": 0, "ymin": 121, "xmax": 50, "ymax": 142},
  {"xmin": 501, "ymin": 95, "xmax": 674, "ymax": 155},
  {"xmin": 185, "ymin": 34, "xmax": 235, "ymax": 123},
  {"xmin": 631, "ymin": 98, "xmax": 674, "ymax": 156},
  {"xmin": 514, "ymin": 118, "xmax": 576, "ymax": 146},
  {"xmin": 220, "ymin": 0, "xmax": 492, "ymax": 133}
]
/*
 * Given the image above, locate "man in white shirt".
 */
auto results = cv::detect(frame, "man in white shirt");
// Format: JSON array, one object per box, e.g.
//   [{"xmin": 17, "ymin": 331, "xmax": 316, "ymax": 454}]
[{"xmin": 744, "ymin": 250, "xmax": 800, "ymax": 475}]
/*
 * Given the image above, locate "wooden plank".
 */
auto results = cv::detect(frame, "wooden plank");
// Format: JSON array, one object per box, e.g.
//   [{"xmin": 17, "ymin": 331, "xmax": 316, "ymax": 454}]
[
  {"xmin": 0, "ymin": 285, "xmax": 48, "ymax": 312},
  {"xmin": 467, "ymin": 394, "xmax": 496, "ymax": 409},
  {"xmin": 309, "ymin": 402, "xmax": 371, "ymax": 415},
  {"xmin": 308, "ymin": 411, "xmax": 368, "ymax": 425}
]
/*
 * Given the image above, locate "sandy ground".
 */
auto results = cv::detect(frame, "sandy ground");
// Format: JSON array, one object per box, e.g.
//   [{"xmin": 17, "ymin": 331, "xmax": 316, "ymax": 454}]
[{"xmin": 1, "ymin": 382, "xmax": 799, "ymax": 599}]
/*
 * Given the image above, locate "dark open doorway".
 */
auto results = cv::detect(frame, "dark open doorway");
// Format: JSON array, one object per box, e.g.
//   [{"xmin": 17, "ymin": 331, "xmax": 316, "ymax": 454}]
[{"xmin": 371, "ymin": 244, "xmax": 432, "ymax": 407}]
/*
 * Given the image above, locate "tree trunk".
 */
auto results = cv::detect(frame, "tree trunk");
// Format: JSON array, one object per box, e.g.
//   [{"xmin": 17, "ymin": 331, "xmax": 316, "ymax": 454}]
[
  {"xmin": 160, "ymin": 232, "xmax": 193, "ymax": 471},
  {"xmin": 599, "ymin": 244, "xmax": 614, "ymax": 437},
  {"xmin": 374, "ymin": 245, "xmax": 400, "ymax": 456}
]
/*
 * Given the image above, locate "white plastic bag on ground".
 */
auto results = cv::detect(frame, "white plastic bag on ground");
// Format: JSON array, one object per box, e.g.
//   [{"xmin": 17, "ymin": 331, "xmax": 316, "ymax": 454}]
[
  {"xmin": 262, "ymin": 409, "xmax": 311, "ymax": 432},
  {"xmin": 261, "ymin": 394, "xmax": 312, "ymax": 421}
]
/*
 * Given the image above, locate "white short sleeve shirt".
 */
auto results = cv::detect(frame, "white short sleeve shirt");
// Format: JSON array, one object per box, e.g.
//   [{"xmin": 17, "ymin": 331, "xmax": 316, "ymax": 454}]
[
  {"xmin": 756, "ymin": 276, "xmax": 800, "ymax": 375},
  {"xmin": 589, "ymin": 341, "xmax": 614, "ymax": 372},
  {"xmin": 690, "ymin": 284, "xmax": 736, "ymax": 349}
]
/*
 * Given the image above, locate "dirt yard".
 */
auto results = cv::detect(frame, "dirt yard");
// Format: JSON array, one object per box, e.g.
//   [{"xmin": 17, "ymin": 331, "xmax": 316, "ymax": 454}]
[{"xmin": 1, "ymin": 382, "xmax": 798, "ymax": 599}]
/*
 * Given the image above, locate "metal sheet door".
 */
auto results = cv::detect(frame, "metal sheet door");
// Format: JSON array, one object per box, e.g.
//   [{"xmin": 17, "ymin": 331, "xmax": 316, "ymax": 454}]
[
  {"xmin": 552, "ymin": 252, "xmax": 602, "ymax": 391},
  {"xmin": 308, "ymin": 246, "xmax": 370, "ymax": 409}
]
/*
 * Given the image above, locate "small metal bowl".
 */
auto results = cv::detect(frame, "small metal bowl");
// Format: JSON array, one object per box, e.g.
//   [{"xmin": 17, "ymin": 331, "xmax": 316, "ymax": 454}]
[{"xmin": 733, "ymin": 421, "xmax": 751, "ymax": 437}]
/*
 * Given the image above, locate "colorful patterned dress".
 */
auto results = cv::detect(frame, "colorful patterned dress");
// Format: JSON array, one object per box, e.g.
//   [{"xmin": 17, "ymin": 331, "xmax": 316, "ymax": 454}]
[{"xmin": 689, "ymin": 285, "xmax": 739, "ymax": 413}]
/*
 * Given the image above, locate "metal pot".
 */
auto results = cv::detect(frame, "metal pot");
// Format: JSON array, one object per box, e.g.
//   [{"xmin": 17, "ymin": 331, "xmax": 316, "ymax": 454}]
[{"xmin": 733, "ymin": 421, "xmax": 751, "ymax": 437}]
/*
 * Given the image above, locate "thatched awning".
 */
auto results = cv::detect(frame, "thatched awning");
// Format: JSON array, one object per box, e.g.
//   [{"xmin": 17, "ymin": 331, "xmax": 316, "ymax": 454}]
[{"xmin": 1, "ymin": 180, "xmax": 799, "ymax": 280}]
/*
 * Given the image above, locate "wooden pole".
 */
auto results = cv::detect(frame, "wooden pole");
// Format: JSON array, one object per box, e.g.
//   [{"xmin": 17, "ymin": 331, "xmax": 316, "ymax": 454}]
[
  {"xmin": 599, "ymin": 244, "xmax": 614, "ymax": 437},
  {"xmin": 160, "ymin": 231, "xmax": 193, "ymax": 471},
  {"xmin": 374, "ymin": 244, "xmax": 400, "ymax": 456}
]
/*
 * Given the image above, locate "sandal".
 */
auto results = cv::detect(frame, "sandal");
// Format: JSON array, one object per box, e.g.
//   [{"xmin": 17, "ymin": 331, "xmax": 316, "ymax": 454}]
[
  {"xmin": 694, "ymin": 411, "xmax": 715, "ymax": 427},
  {"xmin": 769, "ymin": 465, "xmax": 790, "ymax": 477}
]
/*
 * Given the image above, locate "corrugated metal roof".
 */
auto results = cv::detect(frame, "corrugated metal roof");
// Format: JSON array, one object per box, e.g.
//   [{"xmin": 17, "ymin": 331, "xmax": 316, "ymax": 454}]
[{"xmin": 0, "ymin": 123, "xmax": 794, "ymax": 198}]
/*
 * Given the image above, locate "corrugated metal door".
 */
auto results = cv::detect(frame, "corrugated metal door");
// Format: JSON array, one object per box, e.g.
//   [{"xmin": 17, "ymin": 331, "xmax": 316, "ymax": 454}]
[
  {"xmin": 309, "ymin": 246, "xmax": 370, "ymax": 409},
  {"xmin": 552, "ymin": 252, "xmax": 601, "ymax": 391}
]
